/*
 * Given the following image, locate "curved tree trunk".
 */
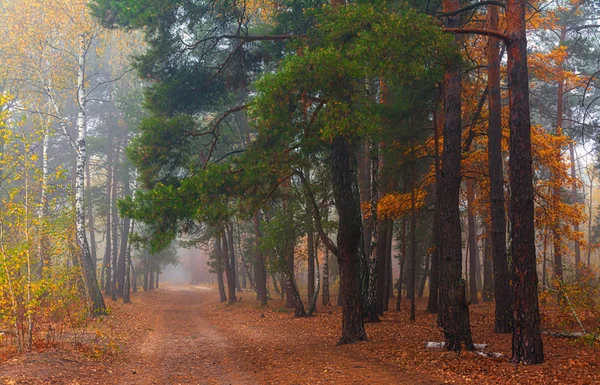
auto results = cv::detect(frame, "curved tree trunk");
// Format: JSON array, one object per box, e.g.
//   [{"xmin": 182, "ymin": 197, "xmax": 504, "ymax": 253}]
[{"xmin": 331, "ymin": 135, "xmax": 367, "ymax": 344}]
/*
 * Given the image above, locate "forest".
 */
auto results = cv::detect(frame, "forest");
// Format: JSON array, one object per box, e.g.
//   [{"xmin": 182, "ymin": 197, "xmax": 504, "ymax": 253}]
[{"xmin": 0, "ymin": 0, "xmax": 600, "ymax": 384}]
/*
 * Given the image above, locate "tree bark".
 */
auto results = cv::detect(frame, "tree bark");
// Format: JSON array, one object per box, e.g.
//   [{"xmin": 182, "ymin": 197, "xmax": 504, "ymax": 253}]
[
  {"xmin": 507, "ymin": 0, "xmax": 544, "ymax": 364},
  {"xmin": 215, "ymin": 238, "xmax": 227, "ymax": 303},
  {"xmin": 110, "ymin": 141, "xmax": 121, "ymax": 301},
  {"xmin": 84, "ymin": 131, "xmax": 96, "ymax": 274},
  {"xmin": 322, "ymin": 246, "xmax": 331, "ymax": 306},
  {"xmin": 438, "ymin": 0, "xmax": 473, "ymax": 351},
  {"xmin": 117, "ymin": 156, "xmax": 131, "ymax": 297},
  {"xmin": 366, "ymin": 141, "xmax": 380, "ymax": 322},
  {"xmin": 253, "ymin": 212, "xmax": 268, "ymax": 305},
  {"xmin": 222, "ymin": 227, "xmax": 237, "ymax": 305},
  {"xmin": 283, "ymin": 263, "xmax": 306, "ymax": 317},
  {"xmin": 427, "ymin": 111, "xmax": 441, "ymax": 314},
  {"xmin": 148, "ymin": 260, "xmax": 155, "ymax": 290},
  {"xmin": 466, "ymin": 179, "xmax": 479, "ymax": 304},
  {"xmin": 331, "ymin": 135, "xmax": 367, "ymax": 344},
  {"xmin": 482, "ymin": 218, "xmax": 494, "ymax": 302},
  {"xmin": 396, "ymin": 220, "xmax": 406, "ymax": 312},
  {"xmin": 307, "ymin": 229, "xmax": 315, "ymax": 303},
  {"xmin": 143, "ymin": 251, "xmax": 149, "ymax": 291},
  {"xmin": 103, "ymin": 125, "xmax": 114, "ymax": 295},
  {"xmin": 487, "ymin": 3, "xmax": 513, "ymax": 333},
  {"xmin": 569, "ymin": 142, "xmax": 581, "ymax": 278},
  {"xmin": 123, "ymin": 220, "xmax": 134, "ymax": 304},
  {"xmin": 410, "ymin": 153, "xmax": 417, "ymax": 322}
]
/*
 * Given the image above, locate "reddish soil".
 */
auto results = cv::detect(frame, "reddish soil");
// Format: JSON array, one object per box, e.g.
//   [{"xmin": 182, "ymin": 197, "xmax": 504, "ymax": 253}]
[{"xmin": 1, "ymin": 285, "xmax": 599, "ymax": 384}]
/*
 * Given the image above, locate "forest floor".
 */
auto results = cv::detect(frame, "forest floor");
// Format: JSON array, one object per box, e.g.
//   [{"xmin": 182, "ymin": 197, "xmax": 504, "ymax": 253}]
[{"xmin": 1, "ymin": 284, "xmax": 599, "ymax": 385}]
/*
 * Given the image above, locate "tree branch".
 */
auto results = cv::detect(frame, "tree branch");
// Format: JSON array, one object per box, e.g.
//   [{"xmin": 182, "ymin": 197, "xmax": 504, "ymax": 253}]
[
  {"xmin": 436, "ymin": 1, "xmax": 505, "ymax": 18},
  {"xmin": 296, "ymin": 170, "xmax": 340, "ymax": 258},
  {"xmin": 443, "ymin": 28, "xmax": 510, "ymax": 42}
]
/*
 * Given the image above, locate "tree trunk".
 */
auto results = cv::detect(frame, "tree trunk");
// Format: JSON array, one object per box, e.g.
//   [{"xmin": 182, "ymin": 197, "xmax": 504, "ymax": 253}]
[
  {"xmin": 307, "ymin": 229, "xmax": 315, "ymax": 303},
  {"xmin": 331, "ymin": 135, "xmax": 367, "ymax": 344},
  {"xmin": 39, "ymin": 128, "xmax": 50, "ymax": 273},
  {"xmin": 123, "ymin": 220, "xmax": 134, "ymax": 304},
  {"xmin": 117, "ymin": 134, "xmax": 131, "ymax": 296},
  {"xmin": 569, "ymin": 142, "xmax": 581, "ymax": 277},
  {"xmin": 418, "ymin": 252, "xmax": 429, "ymax": 299},
  {"xmin": 322, "ymin": 246, "xmax": 331, "ymax": 306},
  {"xmin": 507, "ymin": 0, "xmax": 544, "ymax": 364},
  {"xmin": 284, "ymin": 236, "xmax": 295, "ymax": 308},
  {"xmin": 75, "ymin": 34, "xmax": 105, "ymax": 316},
  {"xmin": 366, "ymin": 140, "xmax": 380, "ymax": 322},
  {"xmin": 438, "ymin": 0, "xmax": 473, "ymax": 351},
  {"xmin": 103, "ymin": 127, "xmax": 113, "ymax": 295},
  {"xmin": 117, "ymin": 162, "xmax": 131, "ymax": 297},
  {"xmin": 222, "ymin": 227, "xmax": 237, "ymax": 305},
  {"xmin": 110, "ymin": 142, "xmax": 121, "ymax": 301},
  {"xmin": 131, "ymin": 259, "xmax": 137, "ymax": 293},
  {"xmin": 381, "ymin": 220, "xmax": 393, "ymax": 311},
  {"xmin": 148, "ymin": 259, "xmax": 155, "ymax": 290},
  {"xmin": 307, "ymin": 246, "xmax": 321, "ymax": 316},
  {"xmin": 253, "ymin": 212, "xmax": 267, "ymax": 305},
  {"xmin": 427, "ymin": 111, "xmax": 441, "ymax": 314},
  {"xmin": 283, "ymin": 264, "xmax": 306, "ymax": 317},
  {"xmin": 215, "ymin": 238, "xmax": 227, "ymax": 302},
  {"xmin": 482, "ymin": 219, "xmax": 494, "ymax": 302},
  {"xmin": 587, "ymin": 171, "xmax": 594, "ymax": 266},
  {"xmin": 466, "ymin": 179, "xmax": 479, "ymax": 304},
  {"xmin": 487, "ymin": 3, "xmax": 513, "ymax": 333},
  {"xmin": 396, "ymin": 220, "xmax": 406, "ymax": 312},
  {"xmin": 143, "ymin": 252, "xmax": 149, "ymax": 291},
  {"xmin": 410, "ymin": 154, "xmax": 417, "ymax": 322},
  {"xmin": 84, "ymin": 131, "xmax": 96, "ymax": 274}
]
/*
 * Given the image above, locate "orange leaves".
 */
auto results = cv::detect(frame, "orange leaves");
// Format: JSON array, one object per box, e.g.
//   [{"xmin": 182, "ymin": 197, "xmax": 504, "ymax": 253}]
[{"xmin": 377, "ymin": 190, "xmax": 427, "ymax": 220}]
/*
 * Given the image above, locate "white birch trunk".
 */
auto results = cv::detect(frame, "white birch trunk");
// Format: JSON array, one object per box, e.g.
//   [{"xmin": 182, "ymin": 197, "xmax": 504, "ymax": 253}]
[{"xmin": 75, "ymin": 33, "xmax": 105, "ymax": 316}]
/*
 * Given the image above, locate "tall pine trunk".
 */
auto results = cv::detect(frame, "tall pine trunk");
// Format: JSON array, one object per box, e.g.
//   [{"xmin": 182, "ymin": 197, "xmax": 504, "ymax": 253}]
[
  {"xmin": 507, "ymin": 0, "xmax": 544, "ymax": 364},
  {"xmin": 487, "ymin": 4, "xmax": 513, "ymax": 333},
  {"xmin": 438, "ymin": 0, "xmax": 473, "ymax": 350},
  {"xmin": 427, "ymin": 111, "xmax": 441, "ymax": 314}
]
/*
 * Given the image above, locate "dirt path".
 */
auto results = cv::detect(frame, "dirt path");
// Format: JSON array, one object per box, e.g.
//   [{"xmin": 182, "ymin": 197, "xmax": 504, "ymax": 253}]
[
  {"xmin": 121, "ymin": 285, "xmax": 258, "ymax": 385},
  {"xmin": 1, "ymin": 286, "xmax": 442, "ymax": 385}
]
